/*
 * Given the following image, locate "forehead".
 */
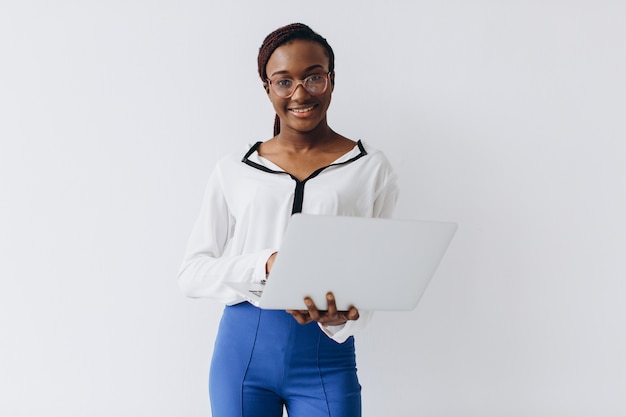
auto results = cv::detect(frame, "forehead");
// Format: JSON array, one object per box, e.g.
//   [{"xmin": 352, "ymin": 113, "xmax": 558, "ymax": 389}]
[{"xmin": 266, "ymin": 39, "xmax": 329, "ymax": 77}]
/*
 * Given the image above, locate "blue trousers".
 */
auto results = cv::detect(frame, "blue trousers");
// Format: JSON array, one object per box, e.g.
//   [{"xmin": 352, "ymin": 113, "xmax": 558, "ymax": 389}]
[{"xmin": 209, "ymin": 302, "xmax": 362, "ymax": 417}]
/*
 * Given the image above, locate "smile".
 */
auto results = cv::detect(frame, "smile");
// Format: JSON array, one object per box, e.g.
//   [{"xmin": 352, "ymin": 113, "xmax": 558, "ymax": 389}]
[{"xmin": 288, "ymin": 105, "xmax": 316, "ymax": 113}]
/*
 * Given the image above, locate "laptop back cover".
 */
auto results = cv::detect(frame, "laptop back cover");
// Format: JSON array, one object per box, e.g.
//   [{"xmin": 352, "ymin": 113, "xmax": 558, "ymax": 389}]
[{"xmin": 258, "ymin": 214, "xmax": 457, "ymax": 311}]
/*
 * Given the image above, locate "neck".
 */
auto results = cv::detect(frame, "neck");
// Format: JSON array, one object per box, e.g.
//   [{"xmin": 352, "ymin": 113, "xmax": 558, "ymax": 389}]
[{"xmin": 275, "ymin": 121, "xmax": 337, "ymax": 151}]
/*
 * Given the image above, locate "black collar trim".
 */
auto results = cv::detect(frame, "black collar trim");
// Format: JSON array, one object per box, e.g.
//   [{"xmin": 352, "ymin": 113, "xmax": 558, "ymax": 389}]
[
  {"xmin": 241, "ymin": 139, "xmax": 368, "ymax": 179},
  {"xmin": 241, "ymin": 140, "xmax": 367, "ymax": 214}
]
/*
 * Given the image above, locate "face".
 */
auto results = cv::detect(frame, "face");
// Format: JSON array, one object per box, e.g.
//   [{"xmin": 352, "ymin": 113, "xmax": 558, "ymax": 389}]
[{"xmin": 264, "ymin": 39, "xmax": 334, "ymax": 135}]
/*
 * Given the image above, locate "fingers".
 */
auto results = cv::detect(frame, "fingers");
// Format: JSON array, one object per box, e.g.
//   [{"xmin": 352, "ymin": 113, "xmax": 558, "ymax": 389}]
[
  {"xmin": 325, "ymin": 292, "xmax": 338, "ymax": 317},
  {"xmin": 287, "ymin": 293, "xmax": 360, "ymax": 326},
  {"xmin": 287, "ymin": 309, "xmax": 311, "ymax": 325},
  {"xmin": 324, "ymin": 292, "xmax": 359, "ymax": 323},
  {"xmin": 347, "ymin": 306, "xmax": 360, "ymax": 321},
  {"xmin": 305, "ymin": 297, "xmax": 322, "ymax": 322},
  {"xmin": 286, "ymin": 296, "xmax": 323, "ymax": 325}
]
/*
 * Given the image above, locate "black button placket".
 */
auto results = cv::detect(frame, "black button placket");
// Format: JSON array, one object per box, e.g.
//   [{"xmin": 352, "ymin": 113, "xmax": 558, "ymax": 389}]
[{"xmin": 289, "ymin": 166, "xmax": 328, "ymax": 214}]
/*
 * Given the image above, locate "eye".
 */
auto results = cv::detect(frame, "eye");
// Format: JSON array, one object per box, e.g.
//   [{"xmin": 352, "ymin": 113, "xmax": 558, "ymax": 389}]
[
  {"xmin": 306, "ymin": 74, "xmax": 324, "ymax": 83},
  {"xmin": 274, "ymin": 79, "xmax": 293, "ymax": 88}
]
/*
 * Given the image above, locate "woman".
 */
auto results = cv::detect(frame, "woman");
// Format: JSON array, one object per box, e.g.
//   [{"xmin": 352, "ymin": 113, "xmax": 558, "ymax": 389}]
[{"xmin": 178, "ymin": 23, "xmax": 398, "ymax": 417}]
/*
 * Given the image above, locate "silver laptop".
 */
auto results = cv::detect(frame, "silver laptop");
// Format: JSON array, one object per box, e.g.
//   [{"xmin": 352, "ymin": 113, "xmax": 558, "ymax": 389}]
[{"xmin": 226, "ymin": 214, "xmax": 457, "ymax": 311}]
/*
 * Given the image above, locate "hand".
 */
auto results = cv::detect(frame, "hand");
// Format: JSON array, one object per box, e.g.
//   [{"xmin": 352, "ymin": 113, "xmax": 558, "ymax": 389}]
[
  {"xmin": 287, "ymin": 292, "xmax": 360, "ymax": 326},
  {"xmin": 265, "ymin": 252, "xmax": 277, "ymax": 276}
]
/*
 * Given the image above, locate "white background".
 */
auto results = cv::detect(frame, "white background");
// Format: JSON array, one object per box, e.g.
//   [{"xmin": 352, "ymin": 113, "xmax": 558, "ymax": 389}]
[{"xmin": 1, "ymin": 1, "xmax": 625, "ymax": 416}]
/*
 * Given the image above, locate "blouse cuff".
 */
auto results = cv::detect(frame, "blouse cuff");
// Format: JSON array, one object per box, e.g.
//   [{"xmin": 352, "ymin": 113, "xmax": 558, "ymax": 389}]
[
  {"xmin": 318, "ymin": 310, "xmax": 373, "ymax": 343},
  {"xmin": 318, "ymin": 323, "xmax": 347, "ymax": 341}
]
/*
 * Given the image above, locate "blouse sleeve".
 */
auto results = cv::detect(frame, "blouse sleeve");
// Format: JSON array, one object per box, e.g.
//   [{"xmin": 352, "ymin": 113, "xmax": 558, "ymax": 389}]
[
  {"xmin": 177, "ymin": 165, "xmax": 275, "ymax": 304},
  {"xmin": 372, "ymin": 167, "xmax": 399, "ymax": 219}
]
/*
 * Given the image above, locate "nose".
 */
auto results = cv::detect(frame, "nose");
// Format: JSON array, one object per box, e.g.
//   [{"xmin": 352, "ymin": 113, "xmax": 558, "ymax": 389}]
[{"xmin": 290, "ymin": 81, "xmax": 311, "ymax": 100}]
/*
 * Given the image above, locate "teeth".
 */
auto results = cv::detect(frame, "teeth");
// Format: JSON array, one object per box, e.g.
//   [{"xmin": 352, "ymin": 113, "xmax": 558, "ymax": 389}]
[{"xmin": 290, "ymin": 105, "xmax": 315, "ymax": 113}]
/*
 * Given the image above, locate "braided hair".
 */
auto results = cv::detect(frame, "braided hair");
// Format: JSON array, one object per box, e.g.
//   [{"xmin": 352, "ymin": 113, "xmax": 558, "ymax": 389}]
[{"xmin": 257, "ymin": 23, "xmax": 335, "ymax": 136}]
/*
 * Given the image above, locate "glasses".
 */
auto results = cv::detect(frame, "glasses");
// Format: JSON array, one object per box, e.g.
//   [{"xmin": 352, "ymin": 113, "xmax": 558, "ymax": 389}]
[{"xmin": 266, "ymin": 72, "xmax": 331, "ymax": 98}]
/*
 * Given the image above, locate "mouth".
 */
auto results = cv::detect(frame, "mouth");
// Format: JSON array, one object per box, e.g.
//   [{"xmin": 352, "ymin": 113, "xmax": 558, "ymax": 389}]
[{"xmin": 288, "ymin": 104, "xmax": 317, "ymax": 116}]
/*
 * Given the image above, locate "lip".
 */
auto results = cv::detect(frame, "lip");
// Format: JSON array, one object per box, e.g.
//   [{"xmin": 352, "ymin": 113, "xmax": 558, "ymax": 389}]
[{"xmin": 287, "ymin": 104, "xmax": 318, "ymax": 118}]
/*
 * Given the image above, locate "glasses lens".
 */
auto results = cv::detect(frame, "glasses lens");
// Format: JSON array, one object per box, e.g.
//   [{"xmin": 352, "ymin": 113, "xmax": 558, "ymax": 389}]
[
  {"xmin": 272, "ymin": 79, "xmax": 294, "ymax": 98},
  {"xmin": 304, "ymin": 74, "xmax": 327, "ymax": 95}
]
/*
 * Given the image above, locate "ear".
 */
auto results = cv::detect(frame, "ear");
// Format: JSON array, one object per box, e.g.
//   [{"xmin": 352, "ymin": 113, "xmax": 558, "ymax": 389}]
[
  {"xmin": 263, "ymin": 82, "xmax": 270, "ymax": 95},
  {"xmin": 330, "ymin": 71, "xmax": 336, "ymax": 91}
]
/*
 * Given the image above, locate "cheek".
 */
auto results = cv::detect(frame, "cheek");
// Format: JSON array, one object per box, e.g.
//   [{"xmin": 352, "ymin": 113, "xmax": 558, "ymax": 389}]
[
  {"xmin": 269, "ymin": 96, "xmax": 284, "ymax": 112},
  {"xmin": 268, "ymin": 94, "xmax": 281, "ymax": 109},
  {"xmin": 322, "ymin": 92, "xmax": 333, "ymax": 109}
]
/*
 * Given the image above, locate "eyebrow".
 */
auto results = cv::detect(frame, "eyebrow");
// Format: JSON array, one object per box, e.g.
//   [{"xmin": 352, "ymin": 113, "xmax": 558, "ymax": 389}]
[{"xmin": 269, "ymin": 64, "xmax": 326, "ymax": 78}]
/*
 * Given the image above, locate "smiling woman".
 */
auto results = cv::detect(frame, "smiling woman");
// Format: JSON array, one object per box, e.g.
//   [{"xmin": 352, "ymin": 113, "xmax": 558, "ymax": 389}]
[
  {"xmin": 256, "ymin": 23, "xmax": 336, "ymax": 135},
  {"xmin": 263, "ymin": 40, "xmax": 334, "ymax": 138},
  {"xmin": 177, "ymin": 23, "xmax": 399, "ymax": 417}
]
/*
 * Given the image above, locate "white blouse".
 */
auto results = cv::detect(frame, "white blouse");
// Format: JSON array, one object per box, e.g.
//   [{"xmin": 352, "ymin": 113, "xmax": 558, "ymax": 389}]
[{"xmin": 178, "ymin": 140, "xmax": 399, "ymax": 343}]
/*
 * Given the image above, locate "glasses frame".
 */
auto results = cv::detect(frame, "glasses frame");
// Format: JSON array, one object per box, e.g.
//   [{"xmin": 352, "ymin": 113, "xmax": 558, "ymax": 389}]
[{"xmin": 266, "ymin": 71, "xmax": 332, "ymax": 99}]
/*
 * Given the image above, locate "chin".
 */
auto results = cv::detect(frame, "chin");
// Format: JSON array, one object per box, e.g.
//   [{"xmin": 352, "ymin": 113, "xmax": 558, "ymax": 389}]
[
  {"xmin": 284, "ymin": 115, "xmax": 326, "ymax": 132},
  {"xmin": 290, "ymin": 123, "xmax": 324, "ymax": 134}
]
